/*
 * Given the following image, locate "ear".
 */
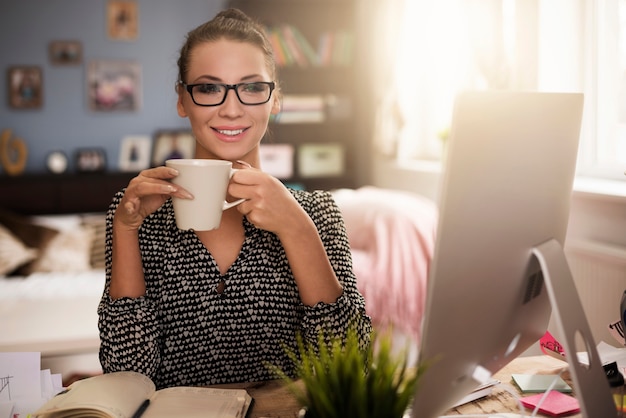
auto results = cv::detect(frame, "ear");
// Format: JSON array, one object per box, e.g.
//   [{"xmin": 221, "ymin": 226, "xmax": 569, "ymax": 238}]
[
  {"xmin": 270, "ymin": 95, "xmax": 281, "ymax": 115},
  {"xmin": 175, "ymin": 82, "xmax": 188, "ymax": 118},
  {"xmin": 177, "ymin": 93, "xmax": 188, "ymax": 118}
]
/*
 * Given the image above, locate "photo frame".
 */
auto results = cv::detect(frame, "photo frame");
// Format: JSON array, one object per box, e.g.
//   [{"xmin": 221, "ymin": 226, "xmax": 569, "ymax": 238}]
[
  {"xmin": 151, "ymin": 130, "xmax": 195, "ymax": 167},
  {"xmin": 298, "ymin": 143, "xmax": 345, "ymax": 178},
  {"xmin": 107, "ymin": 1, "xmax": 139, "ymax": 41},
  {"xmin": 119, "ymin": 135, "xmax": 151, "ymax": 172},
  {"xmin": 87, "ymin": 59, "xmax": 141, "ymax": 112},
  {"xmin": 49, "ymin": 41, "xmax": 82, "ymax": 65},
  {"xmin": 260, "ymin": 144, "xmax": 294, "ymax": 179},
  {"xmin": 7, "ymin": 66, "xmax": 43, "ymax": 109},
  {"xmin": 75, "ymin": 148, "xmax": 107, "ymax": 173}
]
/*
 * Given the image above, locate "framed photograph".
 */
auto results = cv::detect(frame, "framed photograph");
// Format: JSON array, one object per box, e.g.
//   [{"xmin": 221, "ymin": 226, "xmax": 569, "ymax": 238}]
[
  {"xmin": 107, "ymin": 0, "xmax": 139, "ymax": 41},
  {"xmin": 298, "ymin": 143, "xmax": 345, "ymax": 178},
  {"xmin": 119, "ymin": 135, "xmax": 151, "ymax": 172},
  {"xmin": 7, "ymin": 66, "xmax": 43, "ymax": 109},
  {"xmin": 87, "ymin": 59, "xmax": 141, "ymax": 112},
  {"xmin": 151, "ymin": 130, "xmax": 195, "ymax": 167},
  {"xmin": 75, "ymin": 148, "xmax": 107, "ymax": 172},
  {"xmin": 49, "ymin": 41, "xmax": 82, "ymax": 65},
  {"xmin": 260, "ymin": 144, "xmax": 294, "ymax": 179}
]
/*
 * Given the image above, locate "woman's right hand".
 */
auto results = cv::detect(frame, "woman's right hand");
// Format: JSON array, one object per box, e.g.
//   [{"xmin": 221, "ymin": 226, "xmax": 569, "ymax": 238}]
[{"xmin": 114, "ymin": 166, "xmax": 192, "ymax": 230}]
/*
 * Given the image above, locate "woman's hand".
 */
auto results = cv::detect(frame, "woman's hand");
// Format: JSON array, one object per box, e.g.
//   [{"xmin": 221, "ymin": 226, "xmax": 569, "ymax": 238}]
[
  {"xmin": 114, "ymin": 166, "xmax": 192, "ymax": 230},
  {"xmin": 228, "ymin": 166, "xmax": 309, "ymax": 237},
  {"xmin": 229, "ymin": 164, "xmax": 343, "ymax": 305}
]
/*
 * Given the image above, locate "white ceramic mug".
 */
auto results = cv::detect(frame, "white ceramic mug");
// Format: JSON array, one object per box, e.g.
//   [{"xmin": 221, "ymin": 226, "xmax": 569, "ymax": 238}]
[{"xmin": 165, "ymin": 159, "xmax": 245, "ymax": 231}]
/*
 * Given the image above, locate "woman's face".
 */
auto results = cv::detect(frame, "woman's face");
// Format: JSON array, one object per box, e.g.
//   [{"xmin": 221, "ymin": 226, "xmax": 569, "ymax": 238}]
[{"xmin": 177, "ymin": 39, "xmax": 280, "ymax": 162}]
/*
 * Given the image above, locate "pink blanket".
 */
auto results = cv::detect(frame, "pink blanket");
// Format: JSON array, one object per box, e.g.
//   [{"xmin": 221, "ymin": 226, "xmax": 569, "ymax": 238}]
[{"xmin": 332, "ymin": 187, "xmax": 438, "ymax": 344}]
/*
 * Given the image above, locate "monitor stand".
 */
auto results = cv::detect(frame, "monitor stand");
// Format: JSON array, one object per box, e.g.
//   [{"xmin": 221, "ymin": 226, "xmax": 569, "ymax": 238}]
[
  {"xmin": 532, "ymin": 238, "xmax": 617, "ymax": 418},
  {"xmin": 438, "ymin": 238, "xmax": 618, "ymax": 418}
]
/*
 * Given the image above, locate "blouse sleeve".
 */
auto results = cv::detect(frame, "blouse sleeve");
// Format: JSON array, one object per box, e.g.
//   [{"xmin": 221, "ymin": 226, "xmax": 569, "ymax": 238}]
[
  {"xmin": 297, "ymin": 190, "xmax": 373, "ymax": 351},
  {"xmin": 97, "ymin": 191, "xmax": 162, "ymax": 379}
]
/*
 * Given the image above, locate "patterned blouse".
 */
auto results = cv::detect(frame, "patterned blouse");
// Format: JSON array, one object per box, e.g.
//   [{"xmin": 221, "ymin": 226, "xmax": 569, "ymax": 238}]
[{"xmin": 98, "ymin": 188, "xmax": 372, "ymax": 389}]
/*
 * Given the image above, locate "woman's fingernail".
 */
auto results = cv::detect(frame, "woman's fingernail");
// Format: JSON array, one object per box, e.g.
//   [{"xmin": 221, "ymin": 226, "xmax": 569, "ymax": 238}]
[{"xmin": 236, "ymin": 160, "xmax": 252, "ymax": 168}]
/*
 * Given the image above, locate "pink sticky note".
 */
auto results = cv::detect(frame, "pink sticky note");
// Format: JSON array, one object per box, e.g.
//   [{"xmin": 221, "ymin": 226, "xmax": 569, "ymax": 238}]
[{"xmin": 520, "ymin": 390, "xmax": 580, "ymax": 417}]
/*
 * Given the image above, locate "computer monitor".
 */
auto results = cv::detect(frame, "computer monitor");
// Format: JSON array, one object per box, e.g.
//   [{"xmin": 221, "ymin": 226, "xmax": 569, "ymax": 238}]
[{"xmin": 411, "ymin": 91, "xmax": 617, "ymax": 417}]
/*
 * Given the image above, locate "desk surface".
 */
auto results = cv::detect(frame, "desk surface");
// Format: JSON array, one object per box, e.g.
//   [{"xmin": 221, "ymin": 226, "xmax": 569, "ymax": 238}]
[
  {"xmin": 229, "ymin": 355, "xmax": 581, "ymax": 418},
  {"xmin": 447, "ymin": 355, "xmax": 579, "ymax": 417}
]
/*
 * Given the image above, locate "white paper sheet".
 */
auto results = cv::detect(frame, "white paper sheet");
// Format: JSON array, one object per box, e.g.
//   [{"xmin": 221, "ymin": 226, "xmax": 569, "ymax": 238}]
[{"xmin": 0, "ymin": 352, "xmax": 41, "ymax": 402}]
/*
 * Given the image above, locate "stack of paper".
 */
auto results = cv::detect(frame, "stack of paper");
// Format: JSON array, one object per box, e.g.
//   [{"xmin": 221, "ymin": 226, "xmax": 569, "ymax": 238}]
[{"xmin": 0, "ymin": 352, "xmax": 64, "ymax": 418}]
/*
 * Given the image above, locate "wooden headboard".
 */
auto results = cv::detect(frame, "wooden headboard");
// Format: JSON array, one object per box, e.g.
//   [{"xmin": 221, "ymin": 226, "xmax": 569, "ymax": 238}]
[{"xmin": 0, "ymin": 172, "xmax": 136, "ymax": 215}]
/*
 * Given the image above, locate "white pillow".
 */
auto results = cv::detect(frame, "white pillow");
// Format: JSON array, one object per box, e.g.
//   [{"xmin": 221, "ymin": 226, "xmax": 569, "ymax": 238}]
[
  {"xmin": 0, "ymin": 223, "xmax": 38, "ymax": 275},
  {"xmin": 29, "ymin": 226, "xmax": 95, "ymax": 273}
]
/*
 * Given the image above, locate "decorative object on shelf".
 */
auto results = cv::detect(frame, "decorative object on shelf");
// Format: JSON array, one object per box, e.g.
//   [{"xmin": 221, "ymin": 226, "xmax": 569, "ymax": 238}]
[
  {"xmin": 75, "ymin": 148, "xmax": 107, "ymax": 173},
  {"xmin": 87, "ymin": 59, "xmax": 141, "ymax": 112},
  {"xmin": 260, "ymin": 143, "xmax": 294, "ymax": 179},
  {"xmin": 49, "ymin": 41, "xmax": 82, "ymax": 65},
  {"xmin": 298, "ymin": 143, "xmax": 344, "ymax": 178},
  {"xmin": 107, "ymin": 0, "xmax": 138, "ymax": 41},
  {"xmin": 276, "ymin": 94, "xmax": 326, "ymax": 124},
  {"xmin": 119, "ymin": 135, "xmax": 151, "ymax": 172},
  {"xmin": 0, "ymin": 129, "xmax": 28, "ymax": 176},
  {"xmin": 46, "ymin": 151, "xmax": 69, "ymax": 174},
  {"xmin": 7, "ymin": 66, "xmax": 43, "ymax": 109},
  {"xmin": 151, "ymin": 130, "xmax": 195, "ymax": 167}
]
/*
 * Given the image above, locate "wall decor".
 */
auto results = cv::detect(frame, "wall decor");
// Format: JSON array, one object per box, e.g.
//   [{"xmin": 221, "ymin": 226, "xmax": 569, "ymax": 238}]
[
  {"xmin": 0, "ymin": 129, "xmax": 28, "ymax": 176},
  {"xmin": 151, "ymin": 130, "xmax": 195, "ymax": 167},
  {"xmin": 107, "ymin": 1, "xmax": 139, "ymax": 41},
  {"xmin": 87, "ymin": 59, "xmax": 141, "ymax": 112},
  {"xmin": 119, "ymin": 135, "xmax": 151, "ymax": 172},
  {"xmin": 49, "ymin": 41, "xmax": 82, "ymax": 65},
  {"xmin": 7, "ymin": 66, "xmax": 43, "ymax": 109},
  {"xmin": 75, "ymin": 148, "xmax": 107, "ymax": 172}
]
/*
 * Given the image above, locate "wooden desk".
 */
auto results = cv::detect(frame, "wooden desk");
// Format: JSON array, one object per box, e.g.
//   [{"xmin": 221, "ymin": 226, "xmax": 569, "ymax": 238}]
[
  {"xmin": 446, "ymin": 355, "xmax": 580, "ymax": 417},
  {"xmin": 227, "ymin": 355, "xmax": 581, "ymax": 418}
]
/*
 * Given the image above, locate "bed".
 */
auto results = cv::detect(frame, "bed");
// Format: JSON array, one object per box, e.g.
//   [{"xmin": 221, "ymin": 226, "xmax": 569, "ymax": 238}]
[
  {"xmin": 0, "ymin": 173, "xmax": 437, "ymax": 379},
  {"xmin": 0, "ymin": 173, "xmax": 133, "ymax": 381}
]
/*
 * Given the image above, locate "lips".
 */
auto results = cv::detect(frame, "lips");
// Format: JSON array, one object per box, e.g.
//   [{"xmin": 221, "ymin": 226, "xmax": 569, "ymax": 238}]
[
  {"xmin": 216, "ymin": 128, "xmax": 245, "ymax": 136},
  {"xmin": 212, "ymin": 127, "xmax": 248, "ymax": 142}
]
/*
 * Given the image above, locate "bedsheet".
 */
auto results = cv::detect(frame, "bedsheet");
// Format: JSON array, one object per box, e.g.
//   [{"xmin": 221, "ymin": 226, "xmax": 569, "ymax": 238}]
[{"xmin": 332, "ymin": 187, "xmax": 438, "ymax": 344}]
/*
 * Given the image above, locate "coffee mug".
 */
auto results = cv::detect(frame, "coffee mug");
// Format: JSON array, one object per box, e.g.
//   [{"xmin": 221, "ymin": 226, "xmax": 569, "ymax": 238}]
[{"xmin": 165, "ymin": 159, "xmax": 245, "ymax": 231}]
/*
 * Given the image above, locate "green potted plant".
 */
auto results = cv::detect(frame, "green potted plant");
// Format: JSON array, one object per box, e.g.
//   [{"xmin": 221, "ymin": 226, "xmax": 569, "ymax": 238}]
[{"xmin": 273, "ymin": 327, "xmax": 427, "ymax": 418}]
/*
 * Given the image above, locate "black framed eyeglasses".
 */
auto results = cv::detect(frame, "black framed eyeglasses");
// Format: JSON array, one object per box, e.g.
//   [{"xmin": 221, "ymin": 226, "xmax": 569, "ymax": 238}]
[{"xmin": 180, "ymin": 81, "xmax": 275, "ymax": 106}]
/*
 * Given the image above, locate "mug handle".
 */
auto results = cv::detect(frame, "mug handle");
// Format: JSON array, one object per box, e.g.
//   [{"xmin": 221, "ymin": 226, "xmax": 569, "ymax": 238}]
[{"xmin": 223, "ymin": 168, "xmax": 245, "ymax": 210}]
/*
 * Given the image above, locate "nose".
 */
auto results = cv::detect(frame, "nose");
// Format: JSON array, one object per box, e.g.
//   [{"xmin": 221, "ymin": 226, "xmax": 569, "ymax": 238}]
[{"xmin": 219, "ymin": 88, "xmax": 244, "ymax": 117}]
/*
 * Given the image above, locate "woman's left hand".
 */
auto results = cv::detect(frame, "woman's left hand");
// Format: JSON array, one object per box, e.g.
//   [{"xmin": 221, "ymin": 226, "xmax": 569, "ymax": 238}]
[{"xmin": 228, "ymin": 166, "xmax": 309, "ymax": 237}]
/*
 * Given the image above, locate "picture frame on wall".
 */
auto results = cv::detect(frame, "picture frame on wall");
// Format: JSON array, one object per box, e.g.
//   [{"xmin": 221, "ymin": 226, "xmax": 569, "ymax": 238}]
[
  {"xmin": 49, "ymin": 41, "xmax": 82, "ymax": 65},
  {"xmin": 87, "ymin": 59, "xmax": 141, "ymax": 112},
  {"xmin": 151, "ymin": 130, "xmax": 195, "ymax": 167},
  {"xmin": 7, "ymin": 66, "xmax": 43, "ymax": 109},
  {"xmin": 75, "ymin": 148, "xmax": 107, "ymax": 173},
  {"xmin": 107, "ymin": 0, "xmax": 139, "ymax": 41},
  {"xmin": 119, "ymin": 135, "xmax": 151, "ymax": 172}
]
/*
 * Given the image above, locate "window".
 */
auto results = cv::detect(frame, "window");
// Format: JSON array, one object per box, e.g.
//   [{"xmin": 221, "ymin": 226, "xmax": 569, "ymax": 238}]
[
  {"xmin": 384, "ymin": 0, "xmax": 626, "ymax": 181},
  {"xmin": 578, "ymin": 0, "xmax": 626, "ymax": 179}
]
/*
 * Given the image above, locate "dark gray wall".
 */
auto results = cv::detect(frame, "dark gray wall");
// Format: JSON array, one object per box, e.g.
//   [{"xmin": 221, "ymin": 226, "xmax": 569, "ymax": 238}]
[{"xmin": 0, "ymin": 0, "xmax": 226, "ymax": 174}]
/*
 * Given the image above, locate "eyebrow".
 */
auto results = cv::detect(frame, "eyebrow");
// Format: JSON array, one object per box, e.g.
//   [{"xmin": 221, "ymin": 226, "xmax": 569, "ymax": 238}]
[{"xmin": 192, "ymin": 74, "xmax": 265, "ymax": 83}]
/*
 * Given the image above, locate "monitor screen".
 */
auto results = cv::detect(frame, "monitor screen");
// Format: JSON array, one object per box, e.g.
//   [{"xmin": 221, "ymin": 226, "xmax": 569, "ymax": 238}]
[{"xmin": 411, "ymin": 91, "xmax": 616, "ymax": 417}]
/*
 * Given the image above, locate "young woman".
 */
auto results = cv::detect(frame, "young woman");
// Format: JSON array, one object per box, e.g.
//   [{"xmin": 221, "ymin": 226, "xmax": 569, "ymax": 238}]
[{"xmin": 98, "ymin": 8, "xmax": 371, "ymax": 389}]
